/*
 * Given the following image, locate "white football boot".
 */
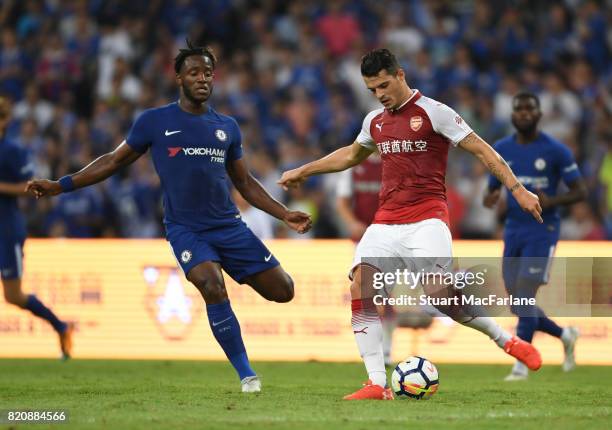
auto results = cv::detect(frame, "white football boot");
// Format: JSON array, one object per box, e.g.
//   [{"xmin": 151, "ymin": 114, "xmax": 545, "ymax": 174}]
[
  {"xmin": 504, "ymin": 361, "xmax": 528, "ymax": 381},
  {"xmin": 241, "ymin": 376, "xmax": 261, "ymax": 393},
  {"xmin": 562, "ymin": 326, "xmax": 579, "ymax": 372}
]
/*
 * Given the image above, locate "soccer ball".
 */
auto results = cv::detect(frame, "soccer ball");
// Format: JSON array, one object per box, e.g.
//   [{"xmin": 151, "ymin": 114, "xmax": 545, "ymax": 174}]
[{"xmin": 391, "ymin": 356, "xmax": 439, "ymax": 399}]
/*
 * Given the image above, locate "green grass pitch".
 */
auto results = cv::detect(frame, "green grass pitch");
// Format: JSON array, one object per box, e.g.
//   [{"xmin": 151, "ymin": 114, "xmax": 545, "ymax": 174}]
[{"xmin": 0, "ymin": 359, "xmax": 610, "ymax": 429}]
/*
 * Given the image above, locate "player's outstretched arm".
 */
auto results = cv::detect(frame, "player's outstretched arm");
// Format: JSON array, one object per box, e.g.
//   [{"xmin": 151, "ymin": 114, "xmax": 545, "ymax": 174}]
[
  {"xmin": 0, "ymin": 181, "xmax": 30, "ymax": 196},
  {"xmin": 227, "ymin": 158, "xmax": 312, "ymax": 234},
  {"xmin": 26, "ymin": 141, "xmax": 143, "ymax": 198},
  {"xmin": 278, "ymin": 142, "xmax": 373, "ymax": 190},
  {"xmin": 458, "ymin": 132, "xmax": 543, "ymax": 223}
]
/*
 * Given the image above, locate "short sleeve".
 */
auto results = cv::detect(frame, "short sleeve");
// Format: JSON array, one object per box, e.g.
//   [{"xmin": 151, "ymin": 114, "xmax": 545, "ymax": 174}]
[
  {"xmin": 417, "ymin": 98, "xmax": 473, "ymax": 146},
  {"xmin": 557, "ymin": 143, "xmax": 581, "ymax": 184},
  {"xmin": 126, "ymin": 110, "xmax": 154, "ymax": 153},
  {"xmin": 336, "ymin": 168, "xmax": 353, "ymax": 198},
  {"xmin": 226, "ymin": 118, "xmax": 243, "ymax": 162},
  {"xmin": 355, "ymin": 109, "xmax": 383, "ymax": 151}
]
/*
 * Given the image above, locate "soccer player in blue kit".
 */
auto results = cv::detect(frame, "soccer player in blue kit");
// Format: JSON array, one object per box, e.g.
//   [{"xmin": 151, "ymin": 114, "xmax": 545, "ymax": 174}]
[
  {"xmin": 0, "ymin": 96, "xmax": 73, "ymax": 358},
  {"xmin": 484, "ymin": 92, "xmax": 587, "ymax": 381},
  {"xmin": 27, "ymin": 41, "xmax": 312, "ymax": 392}
]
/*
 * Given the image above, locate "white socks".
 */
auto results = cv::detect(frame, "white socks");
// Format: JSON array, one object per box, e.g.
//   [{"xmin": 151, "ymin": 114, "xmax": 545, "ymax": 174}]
[
  {"xmin": 511, "ymin": 360, "xmax": 528, "ymax": 375},
  {"xmin": 459, "ymin": 316, "xmax": 512, "ymax": 348},
  {"xmin": 382, "ymin": 317, "xmax": 396, "ymax": 366},
  {"xmin": 561, "ymin": 327, "xmax": 572, "ymax": 345},
  {"xmin": 351, "ymin": 299, "xmax": 387, "ymax": 387}
]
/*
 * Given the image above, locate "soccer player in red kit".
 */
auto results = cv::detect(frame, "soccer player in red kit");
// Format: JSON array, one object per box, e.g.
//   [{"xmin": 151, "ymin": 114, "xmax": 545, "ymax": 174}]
[
  {"xmin": 337, "ymin": 154, "xmax": 399, "ymax": 365},
  {"xmin": 279, "ymin": 49, "xmax": 544, "ymax": 400}
]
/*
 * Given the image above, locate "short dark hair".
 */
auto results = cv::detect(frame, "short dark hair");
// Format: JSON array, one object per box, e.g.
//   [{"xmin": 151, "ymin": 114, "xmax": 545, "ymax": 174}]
[
  {"xmin": 513, "ymin": 91, "xmax": 540, "ymax": 108},
  {"xmin": 360, "ymin": 48, "xmax": 400, "ymax": 77},
  {"xmin": 174, "ymin": 39, "xmax": 217, "ymax": 74}
]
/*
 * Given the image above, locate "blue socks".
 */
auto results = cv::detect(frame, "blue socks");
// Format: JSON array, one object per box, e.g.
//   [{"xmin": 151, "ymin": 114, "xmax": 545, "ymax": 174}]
[
  {"xmin": 514, "ymin": 278, "xmax": 563, "ymax": 342},
  {"xmin": 25, "ymin": 295, "xmax": 67, "ymax": 334},
  {"xmin": 536, "ymin": 306, "xmax": 563, "ymax": 338},
  {"xmin": 206, "ymin": 300, "xmax": 255, "ymax": 380},
  {"xmin": 517, "ymin": 310, "xmax": 563, "ymax": 342},
  {"xmin": 517, "ymin": 316, "xmax": 538, "ymax": 343}
]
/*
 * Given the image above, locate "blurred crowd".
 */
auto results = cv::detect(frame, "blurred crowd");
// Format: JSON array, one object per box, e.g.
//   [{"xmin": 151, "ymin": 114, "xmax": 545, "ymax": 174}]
[{"xmin": 1, "ymin": 0, "xmax": 611, "ymax": 240}]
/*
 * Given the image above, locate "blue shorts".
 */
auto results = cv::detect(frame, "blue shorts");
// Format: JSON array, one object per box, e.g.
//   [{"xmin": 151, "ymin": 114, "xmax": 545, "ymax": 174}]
[
  {"xmin": 502, "ymin": 230, "xmax": 557, "ymax": 292},
  {"xmin": 0, "ymin": 236, "xmax": 25, "ymax": 280},
  {"xmin": 166, "ymin": 221, "xmax": 279, "ymax": 283}
]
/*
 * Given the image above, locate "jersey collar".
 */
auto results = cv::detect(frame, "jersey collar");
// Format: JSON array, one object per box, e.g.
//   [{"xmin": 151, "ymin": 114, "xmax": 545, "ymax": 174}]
[
  {"xmin": 389, "ymin": 90, "xmax": 420, "ymax": 115},
  {"xmin": 512, "ymin": 131, "xmax": 543, "ymax": 145},
  {"xmin": 175, "ymin": 100, "xmax": 212, "ymax": 116}
]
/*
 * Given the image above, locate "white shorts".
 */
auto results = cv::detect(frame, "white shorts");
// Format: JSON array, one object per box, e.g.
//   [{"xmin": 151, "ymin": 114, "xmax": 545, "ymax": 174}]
[{"xmin": 350, "ymin": 218, "xmax": 453, "ymax": 279}]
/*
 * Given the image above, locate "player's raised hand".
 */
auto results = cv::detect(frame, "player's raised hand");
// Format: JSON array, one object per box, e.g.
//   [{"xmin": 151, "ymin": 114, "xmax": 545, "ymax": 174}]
[
  {"xmin": 512, "ymin": 186, "xmax": 543, "ymax": 223},
  {"xmin": 283, "ymin": 210, "xmax": 312, "ymax": 234},
  {"xmin": 26, "ymin": 179, "xmax": 62, "ymax": 198},
  {"xmin": 278, "ymin": 168, "xmax": 307, "ymax": 191}
]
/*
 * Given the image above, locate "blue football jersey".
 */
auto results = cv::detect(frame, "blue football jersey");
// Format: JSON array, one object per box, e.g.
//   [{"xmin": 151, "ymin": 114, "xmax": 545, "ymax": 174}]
[
  {"xmin": 0, "ymin": 137, "xmax": 33, "ymax": 238},
  {"xmin": 126, "ymin": 103, "xmax": 243, "ymax": 231},
  {"xmin": 489, "ymin": 132, "xmax": 581, "ymax": 233}
]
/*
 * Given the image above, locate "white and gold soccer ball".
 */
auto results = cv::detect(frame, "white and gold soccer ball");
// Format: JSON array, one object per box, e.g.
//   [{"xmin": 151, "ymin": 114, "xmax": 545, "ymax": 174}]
[{"xmin": 391, "ymin": 356, "xmax": 439, "ymax": 399}]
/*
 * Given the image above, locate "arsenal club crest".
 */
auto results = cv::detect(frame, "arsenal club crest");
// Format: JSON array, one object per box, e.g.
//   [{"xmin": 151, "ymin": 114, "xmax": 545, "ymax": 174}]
[{"xmin": 410, "ymin": 116, "xmax": 423, "ymax": 131}]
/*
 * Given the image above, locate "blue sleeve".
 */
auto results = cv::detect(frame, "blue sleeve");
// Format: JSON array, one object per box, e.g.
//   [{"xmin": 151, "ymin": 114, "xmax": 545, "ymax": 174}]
[
  {"xmin": 15, "ymin": 147, "xmax": 34, "ymax": 181},
  {"xmin": 226, "ymin": 118, "xmax": 243, "ymax": 162},
  {"xmin": 487, "ymin": 142, "xmax": 502, "ymax": 190},
  {"xmin": 557, "ymin": 143, "xmax": 581, "ymax": 184},
  {"xmin": 126, "ymin": 110, "xmax": 154, "ymax": 153}
]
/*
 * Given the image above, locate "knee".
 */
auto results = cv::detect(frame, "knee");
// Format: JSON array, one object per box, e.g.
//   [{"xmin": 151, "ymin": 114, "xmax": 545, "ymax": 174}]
[
  {"xmin": 349, "ymin": 279, "xmax": 361, "ymax": 299},
  {"xmin": 349, "ymin": 267, "xmax": 364, "ymax": 299},
  {"xmin": 188, "ymin": 275, "xmax": 227, "ymax": 304},
  {"xmin": 3, "ymin": 287, "xmax": 26, "ymax": 308},
  {"xmin": 349, "ymin": 265, "xmax": 380, "ymax": 299},
  {"xmin": 511, "ymin": 304, "xmax": 537, "ymax": 318},
  {"xmin": 273, "ymin": 274, "xmax": 294, "ymax": 303}
]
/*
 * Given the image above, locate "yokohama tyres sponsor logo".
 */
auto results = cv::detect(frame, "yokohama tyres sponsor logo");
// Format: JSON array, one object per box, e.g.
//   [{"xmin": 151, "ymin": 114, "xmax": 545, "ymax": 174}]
[{"xmin": 167, "ymin": 147, "xmax": 226, "ymax": 157}]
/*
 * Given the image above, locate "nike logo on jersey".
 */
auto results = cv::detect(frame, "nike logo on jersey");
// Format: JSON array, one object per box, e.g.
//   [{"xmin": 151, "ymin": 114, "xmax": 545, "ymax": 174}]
[
  {"xmin": 264, "ymin": 253, "xmax": 272, "ymax": 262},
  {"xmin": 353, "ymin": 327, "xmax": 368, "ymax": 335},
  {"xmin": 165, "ymin": 130, "xmax": 182, "ymax": 136},
  {"xmin": 212, "ymin": 316, "xmax": 233, "ymax": 327}
]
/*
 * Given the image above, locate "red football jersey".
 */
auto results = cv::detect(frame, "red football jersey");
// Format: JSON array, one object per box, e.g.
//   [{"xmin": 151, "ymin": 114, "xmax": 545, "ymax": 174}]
[{"xmin": 356, "ymin": 90, "xmax": 473, "ymax": 226}]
